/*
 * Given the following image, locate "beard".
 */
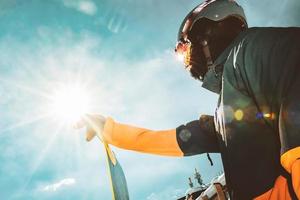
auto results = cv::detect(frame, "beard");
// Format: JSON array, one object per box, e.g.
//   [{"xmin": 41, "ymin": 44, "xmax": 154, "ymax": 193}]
[
  {"xmin": 188, "ymin": 45, "xmax": 207, "ymax": 80},
  {"xmin": 189, "ymin": 64, "xmax": 205, "ymax": 80}
]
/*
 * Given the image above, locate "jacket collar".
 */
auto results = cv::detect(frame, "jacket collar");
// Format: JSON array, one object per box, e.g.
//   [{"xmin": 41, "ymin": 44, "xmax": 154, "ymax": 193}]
[{"xmin": 201, "ymin": 47, "xmax": 230, "ymax": 94}]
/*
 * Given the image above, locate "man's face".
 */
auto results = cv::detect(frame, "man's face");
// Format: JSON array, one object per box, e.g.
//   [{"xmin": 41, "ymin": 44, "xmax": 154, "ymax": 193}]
[
  {"xmin": 175, "ymin": 39, "xmax": 207, "ymax": 80},
  {"xmin": 188, "ymin": 42, "xmax": 208, "ymax": 80}
]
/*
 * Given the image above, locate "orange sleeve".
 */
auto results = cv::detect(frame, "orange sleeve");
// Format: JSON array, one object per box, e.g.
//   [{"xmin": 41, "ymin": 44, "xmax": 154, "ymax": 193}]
[
  {"xmin": 103, "ymin": 117, "xmax": 184, "ymax": 157},
  {"xmin": 253, "ymin": 154, "xmax": 300, "ymax": 200},
  {"xmin": 280, "ymin": 147, "xmax": 300, "ymax": 198},
  {"xmin": 254, "ymin": 176, "xmax": 292, "ymax": 200},
  {"xmin": 281, "ymin": 147, "xmax": 300, "ymax": 173},
  {"xmin": 291, "ymin": 159, "xmax": 300, "ymax": 199}
]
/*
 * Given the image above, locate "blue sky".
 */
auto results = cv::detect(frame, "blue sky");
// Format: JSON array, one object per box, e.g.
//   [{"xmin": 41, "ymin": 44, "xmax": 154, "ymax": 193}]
[{"xmin": 0, "ymin": 0, "xmax": 299, "ymax": 199}]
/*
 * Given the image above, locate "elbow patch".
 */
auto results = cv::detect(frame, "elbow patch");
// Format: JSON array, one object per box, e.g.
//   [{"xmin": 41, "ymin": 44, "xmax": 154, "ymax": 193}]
[
  {"xmin": 176, "ymin": 119, "xmax": 219, "ymax": 156},
  {"xmin": 178, "ymin": 128, "xmax": 192, "ymax": 142}
]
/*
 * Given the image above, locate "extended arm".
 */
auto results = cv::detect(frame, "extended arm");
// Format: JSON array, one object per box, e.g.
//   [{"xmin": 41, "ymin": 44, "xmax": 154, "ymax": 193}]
[{"xmin": 101, "ymin": 115, "xmax": 219, "ymax": 156}]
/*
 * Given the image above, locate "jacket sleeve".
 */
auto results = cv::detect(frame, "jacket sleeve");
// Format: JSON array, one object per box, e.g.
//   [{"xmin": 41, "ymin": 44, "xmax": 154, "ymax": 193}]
[
  {"xmin": 176, "ymin": 115, "xmax": 219, "ymax": 156},
  {"xmin": 103, "ymin": 117, "xmax": 184, "ymax": 156},
  {"xmin": 102, "ymin": 115, "xmax": 219, "ymax": 157}
]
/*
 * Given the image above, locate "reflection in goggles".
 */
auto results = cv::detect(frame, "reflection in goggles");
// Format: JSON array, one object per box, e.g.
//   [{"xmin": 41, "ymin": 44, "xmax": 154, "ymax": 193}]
[{"xmin": 175, "ymin": 40, "xmax": 192, "ymax": 68}]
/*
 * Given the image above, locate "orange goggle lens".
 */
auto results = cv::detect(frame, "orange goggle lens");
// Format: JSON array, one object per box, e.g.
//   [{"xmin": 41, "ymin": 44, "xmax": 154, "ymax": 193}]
[{"xmin": 175, "ymin": 41, "xmax": 192, "ymax": 67}]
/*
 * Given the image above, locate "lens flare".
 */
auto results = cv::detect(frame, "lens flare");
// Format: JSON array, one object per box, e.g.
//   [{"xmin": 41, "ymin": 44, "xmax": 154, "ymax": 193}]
[
  {"xmin": 175, "ymin": 40, "xmax": 192, "ymax": 66},
  {"xmin": 234, "ymin": 109, "xmax": 244, "ymax": 121},
  {"xmin": 48, "ymin": 84, "xmax": 91, "ymax": 125},
  {"xmin": 176, "ymin": 53, "xmax": 185, "ymax": 62}
]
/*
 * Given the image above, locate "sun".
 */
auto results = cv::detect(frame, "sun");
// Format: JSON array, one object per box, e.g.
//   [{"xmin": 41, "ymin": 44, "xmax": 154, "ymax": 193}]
[{"xmin": 48, "ymin": 84, "xmax": 91, "ymax": 125}]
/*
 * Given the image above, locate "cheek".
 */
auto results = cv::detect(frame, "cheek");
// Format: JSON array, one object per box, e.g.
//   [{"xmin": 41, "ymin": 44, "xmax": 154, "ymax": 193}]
[{"xmin": 190, "ymin": 46, "xmax": 205, "ymax": 63}]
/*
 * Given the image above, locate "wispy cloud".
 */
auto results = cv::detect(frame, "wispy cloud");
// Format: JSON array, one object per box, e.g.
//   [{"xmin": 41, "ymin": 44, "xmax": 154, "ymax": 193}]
[
  {"xmin": 41, "ymin": 178, "xmax": 76, "ymax": 192},
  {"xmin": 63, "ymin": 0, "xmax": 97, "ymax": 16},
  {"xmin": 146, "ymin": 188, "xmax": 185, "ymax": 200}
]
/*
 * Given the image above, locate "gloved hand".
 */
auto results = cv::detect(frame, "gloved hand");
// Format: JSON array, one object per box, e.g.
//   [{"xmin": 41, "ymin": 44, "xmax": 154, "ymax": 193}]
[{"xmin": 73, "ymin": 114, "xmax": 106, "ymax": 142}]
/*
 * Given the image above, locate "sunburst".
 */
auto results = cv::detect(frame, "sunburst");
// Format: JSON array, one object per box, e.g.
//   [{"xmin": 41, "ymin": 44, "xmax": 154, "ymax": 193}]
[{"xmin": 46, "ymin": 83, "xmax": 92, "ymax": 126}]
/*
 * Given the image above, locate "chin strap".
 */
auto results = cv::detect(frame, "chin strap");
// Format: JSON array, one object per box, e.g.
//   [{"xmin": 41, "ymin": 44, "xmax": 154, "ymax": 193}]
[{"xmin": 201, "ymin": 40, "xmax": 214, "ymax": 69}]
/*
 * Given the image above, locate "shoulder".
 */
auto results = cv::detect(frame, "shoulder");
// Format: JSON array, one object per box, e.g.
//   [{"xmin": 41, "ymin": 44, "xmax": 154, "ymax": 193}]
[
  {"xmin": 217, "ymin": 27, "xmax": 300, "ymax": 64},
  {"xmin": 238, "ymin": 27, "xmax": 300, "ymax": 47},
  {"xmin": 226, "ymin": 27, "xmax": 300, "ymax": 49}
]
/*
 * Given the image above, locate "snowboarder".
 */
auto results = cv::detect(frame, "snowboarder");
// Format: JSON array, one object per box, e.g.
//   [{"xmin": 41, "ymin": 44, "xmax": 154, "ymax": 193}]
[{"xmin": 75, "ymin": 0, "xmax": 300, "ymax": 199}]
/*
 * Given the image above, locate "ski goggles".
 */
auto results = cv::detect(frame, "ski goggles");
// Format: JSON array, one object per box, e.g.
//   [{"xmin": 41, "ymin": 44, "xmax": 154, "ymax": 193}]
[{"xmin": 175, "ymin": 39, "xmax": 192, "ymax": 67}]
